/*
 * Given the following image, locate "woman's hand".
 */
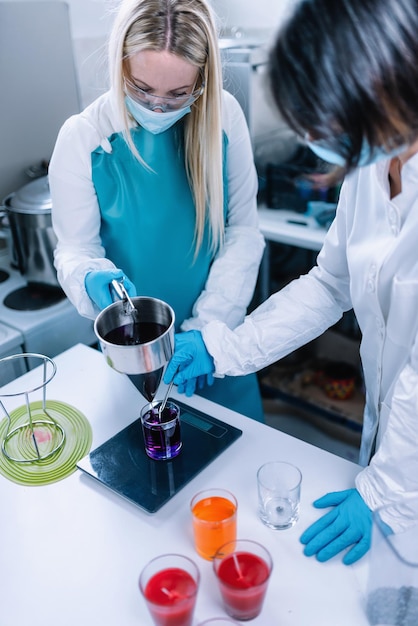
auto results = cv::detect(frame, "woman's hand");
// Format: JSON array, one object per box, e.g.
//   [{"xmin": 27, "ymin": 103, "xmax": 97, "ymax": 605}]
[
  {"xmin": 300, "ymin": 488, "xmax": 372, "ymax": 565},
  {"xmin": 177, "ymin": 373, "xmax": 215, "ymax": 397},
  {"xmin": 164, "ymin": 330, "xmax": 215, "ymax": 396},
  {"xmin": 85, "ymin": 269, "xmax": 136, "ymax": 310}
]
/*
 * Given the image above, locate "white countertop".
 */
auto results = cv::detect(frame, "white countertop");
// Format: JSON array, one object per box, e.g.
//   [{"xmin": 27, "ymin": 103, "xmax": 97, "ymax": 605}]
[
  {"xmin": 258, "ymin": 206, "xmax": 327, "ymax": 251},
  {"xmin": 0, "ymin": 344, "xmax": 369, "ymax": 626}
]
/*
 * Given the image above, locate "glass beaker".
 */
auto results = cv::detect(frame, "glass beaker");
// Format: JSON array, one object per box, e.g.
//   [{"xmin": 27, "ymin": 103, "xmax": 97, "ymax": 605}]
[
  {"xmin": 366, "ymin": 497, "xmax": 418, "ymax": 626},
  {"xmin": 140, "ymin": 400, "xmax": 182, "ymax": 461}
]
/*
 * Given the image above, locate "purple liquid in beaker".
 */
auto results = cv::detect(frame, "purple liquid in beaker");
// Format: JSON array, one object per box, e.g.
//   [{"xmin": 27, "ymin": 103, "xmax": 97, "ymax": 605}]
[{"xmin": 141, "ymin": 402, "xmax": 182, "ymax": 461}]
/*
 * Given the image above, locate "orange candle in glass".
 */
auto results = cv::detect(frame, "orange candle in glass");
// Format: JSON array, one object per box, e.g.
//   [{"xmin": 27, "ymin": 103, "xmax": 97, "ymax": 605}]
[{"xmin": 190, "ymin": 489, "xmax": 237, "ymax": 561}]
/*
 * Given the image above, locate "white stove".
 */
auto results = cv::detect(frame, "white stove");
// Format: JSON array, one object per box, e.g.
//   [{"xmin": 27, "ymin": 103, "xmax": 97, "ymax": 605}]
[{"xmin": 0, "ymin": 248, "xmax": 96, "ymax": 385}]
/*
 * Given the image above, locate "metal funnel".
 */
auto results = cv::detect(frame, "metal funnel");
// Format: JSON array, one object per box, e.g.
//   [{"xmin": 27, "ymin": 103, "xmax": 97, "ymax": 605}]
[{"xmin": 94, "ymin": 296, "xmax": 175, "ymax": 402}]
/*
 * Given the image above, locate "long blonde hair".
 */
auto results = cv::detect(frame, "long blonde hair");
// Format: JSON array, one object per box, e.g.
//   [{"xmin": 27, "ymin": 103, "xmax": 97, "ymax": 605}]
[{"xmin": 108, "ymin": 0, "xmax": 224, "ymax": 255}]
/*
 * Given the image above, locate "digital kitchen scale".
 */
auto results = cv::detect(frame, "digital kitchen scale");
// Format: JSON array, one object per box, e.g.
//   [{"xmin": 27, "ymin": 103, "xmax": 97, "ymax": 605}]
[{"xmin": 77, "ymin": 400, "xmax": 242, "ymax": 513}]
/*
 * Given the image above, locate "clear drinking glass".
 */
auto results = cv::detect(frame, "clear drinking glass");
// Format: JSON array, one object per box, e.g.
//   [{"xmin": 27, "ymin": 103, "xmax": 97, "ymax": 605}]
[{"xmin": 257, "ymin": 461, "xmax": 302, "ymax": 529}]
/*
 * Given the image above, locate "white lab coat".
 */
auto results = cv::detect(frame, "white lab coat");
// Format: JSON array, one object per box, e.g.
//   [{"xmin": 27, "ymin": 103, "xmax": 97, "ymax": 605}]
[
  {"xmin": 202, "ymin": 154, "xmax": 418, "ymax": 531},
  {"xmin": 49, "ymin": 89, "xmax": 265, "ymax": 327}
]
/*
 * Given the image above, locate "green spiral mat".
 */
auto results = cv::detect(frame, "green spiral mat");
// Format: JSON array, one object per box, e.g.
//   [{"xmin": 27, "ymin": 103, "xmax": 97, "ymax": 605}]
[{"xmin": 0, "ymin": 400, "xmax": 92, "ymax": 486}]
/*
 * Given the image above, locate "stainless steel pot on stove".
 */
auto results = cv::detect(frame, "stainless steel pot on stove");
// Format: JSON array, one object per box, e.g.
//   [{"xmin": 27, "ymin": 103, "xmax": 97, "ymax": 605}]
[{"xmin": 0, "ymin": 176, "xmax": 59, "ymax": 287}]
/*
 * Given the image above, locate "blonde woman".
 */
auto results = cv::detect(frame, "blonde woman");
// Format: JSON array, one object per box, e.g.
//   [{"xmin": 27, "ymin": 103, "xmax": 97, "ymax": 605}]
[{"xmin": 49, "ymin": 0, "xmax": 265, "ymax": 419}]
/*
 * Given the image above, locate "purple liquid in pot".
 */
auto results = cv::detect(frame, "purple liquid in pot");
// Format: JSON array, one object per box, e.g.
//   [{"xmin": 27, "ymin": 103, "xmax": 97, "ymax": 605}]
[
  {"xmin": 103, "ymin": 321, "xmax": 168, "ymax": 346},
  {"xmin": 141, "ymin": 404, "xmax": 182, "ymax": 461}
]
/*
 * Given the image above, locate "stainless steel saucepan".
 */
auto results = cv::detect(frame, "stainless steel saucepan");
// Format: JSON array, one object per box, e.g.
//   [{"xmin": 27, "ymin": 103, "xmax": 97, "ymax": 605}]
[{"xmin": 94, "ymin": 287, "xmax": 175, "ymax": 402}]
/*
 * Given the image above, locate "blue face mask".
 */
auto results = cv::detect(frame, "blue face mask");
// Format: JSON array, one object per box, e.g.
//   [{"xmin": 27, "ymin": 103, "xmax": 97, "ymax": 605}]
[
  {"xmin": 125, "ymin": 96, "xmax": 191, "ymax": 134},
  {"xmin": 307, "ymin": 138, "xmax": 406, "ymax": 167}
]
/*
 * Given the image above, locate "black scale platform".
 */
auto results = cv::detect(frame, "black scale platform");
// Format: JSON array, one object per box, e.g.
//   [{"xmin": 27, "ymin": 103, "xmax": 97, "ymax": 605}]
[{"xmin": 77, "ymin": 400, "xmax": 242, "ymax": 513}]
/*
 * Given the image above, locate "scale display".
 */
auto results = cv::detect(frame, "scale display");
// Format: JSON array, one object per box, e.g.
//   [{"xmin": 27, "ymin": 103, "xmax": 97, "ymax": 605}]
[{"xmin": 77, "ymin": 400, "xmax": 242, "ymax": 513}]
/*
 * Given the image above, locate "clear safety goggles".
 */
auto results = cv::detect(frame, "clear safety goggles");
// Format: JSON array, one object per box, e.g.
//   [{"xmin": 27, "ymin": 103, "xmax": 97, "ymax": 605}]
[{"xmin": 124, "ymin": 76, "xmax": 205, "ymax": 112}]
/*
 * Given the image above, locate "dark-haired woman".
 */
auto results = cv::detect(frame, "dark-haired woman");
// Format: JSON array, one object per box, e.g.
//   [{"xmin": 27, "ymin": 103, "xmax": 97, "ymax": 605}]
[{"xmin": 165, "ymin": 0, "xmax": 418, "ymax": 563}]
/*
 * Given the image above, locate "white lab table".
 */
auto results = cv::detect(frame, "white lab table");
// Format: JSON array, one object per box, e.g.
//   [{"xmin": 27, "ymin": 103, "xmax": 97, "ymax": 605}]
[
  {"xmin": 0, "ymin": 344, "xmax": 369, "ymax": 626},
  {"xmin": 258, "ymin": 207, "xmax": 327, "ymax": 251},
  {"xmin": 257, "ymin": 206, "xmax": 327, "ymax": 301}
]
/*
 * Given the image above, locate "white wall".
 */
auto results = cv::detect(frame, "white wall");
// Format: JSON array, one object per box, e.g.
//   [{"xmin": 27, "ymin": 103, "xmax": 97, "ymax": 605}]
[
  {"xmin": 6, "ymin": 0, "xmax": 117, "ymax": 107},
  {"xmin": 6, "ymin": 0, "xmax": 116, "ymax": 38},
  {"xmin": 6, "ymin": 0, "xmax": 294, "ymax": 37},
  {"xmin": 5, "ymin": 0, "xmax": 295, "ymax": 108},
  {"xmin": 0, "ymin": 0, "xmax": 296, "ymax": 197},
  {"xmin": 211, "ymin": 0, "xmax": 295, "ymax": 31},
  {"xmin": 71, "ymin": 0, "xmax": 295, "ymax": 107}
]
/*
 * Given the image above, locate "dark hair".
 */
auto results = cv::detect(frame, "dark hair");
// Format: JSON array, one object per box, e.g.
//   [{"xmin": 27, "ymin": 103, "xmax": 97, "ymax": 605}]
[{"xmin": 268, "ymin": 0, "xmax": 418, "ymax": 168}]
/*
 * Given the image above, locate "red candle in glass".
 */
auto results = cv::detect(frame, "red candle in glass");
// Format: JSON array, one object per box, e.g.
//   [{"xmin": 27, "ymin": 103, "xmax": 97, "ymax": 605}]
[
  {"xmin": 140, "ymin": 555, "xmax": 200, "ymax": 626},
  {"xmin": 213, "ymin": 541, "xmax": 272, "ymax": 621}
]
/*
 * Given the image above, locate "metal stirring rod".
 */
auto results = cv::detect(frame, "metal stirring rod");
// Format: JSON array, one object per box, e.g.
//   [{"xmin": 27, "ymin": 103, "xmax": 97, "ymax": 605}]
[{"xmin": 158, "ymin": 380, "xmax": 174, "ymax": 420}]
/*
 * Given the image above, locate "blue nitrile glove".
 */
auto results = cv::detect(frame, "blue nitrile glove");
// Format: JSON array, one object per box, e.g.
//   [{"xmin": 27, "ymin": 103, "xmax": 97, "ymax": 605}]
[
  {"xmin": 300, "ymin": 488, "xmax": 372, "ymax": 565},
  {"xmin": 85, "ymin": 269, "xmax": 136, "ymax": 310},
  {"xmin": 177, "ymin": 373, "xmax": 215, "ymax": 397},
  {"xmin": 163, "ymin": 330, "xmax": 215, "ymax": 396}
]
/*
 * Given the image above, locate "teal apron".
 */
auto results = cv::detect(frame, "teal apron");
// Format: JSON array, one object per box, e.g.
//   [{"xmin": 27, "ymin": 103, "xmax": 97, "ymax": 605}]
[{"xmin": 91, "ymin": 123, "xmax": 264, "ymax": 422}]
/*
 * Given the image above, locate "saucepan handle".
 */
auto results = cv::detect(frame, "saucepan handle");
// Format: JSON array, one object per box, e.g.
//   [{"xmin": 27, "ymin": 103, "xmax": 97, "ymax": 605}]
[
  {"xmin": 111, "ymin": 278, "xmax": 127, "ymax": 301},
  {"xmin": 111, "ymin": 279, "xmax": 138, "ymax": 319}
]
